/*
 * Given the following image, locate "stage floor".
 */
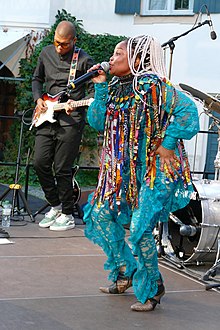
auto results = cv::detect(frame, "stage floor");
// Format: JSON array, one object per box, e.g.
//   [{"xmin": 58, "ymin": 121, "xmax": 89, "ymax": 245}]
[{"xmin": 0, "ymin": 185, "xmax": 220, "ymax": 329}]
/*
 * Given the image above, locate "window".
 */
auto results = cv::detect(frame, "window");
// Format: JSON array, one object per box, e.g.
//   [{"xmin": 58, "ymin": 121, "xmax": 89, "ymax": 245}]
[{"xmin": 141, "ymin": 0, "xmax": 194, "ymax": 15}]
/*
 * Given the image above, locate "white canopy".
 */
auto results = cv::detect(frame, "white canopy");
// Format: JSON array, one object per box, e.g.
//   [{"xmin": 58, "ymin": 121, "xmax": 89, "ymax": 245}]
[{"xmin": 0, "ymin": 29, "xmax": 31, "ymax": 76}]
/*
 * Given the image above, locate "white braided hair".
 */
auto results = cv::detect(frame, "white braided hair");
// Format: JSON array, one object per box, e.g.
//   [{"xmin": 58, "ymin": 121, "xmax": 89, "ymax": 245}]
[
  {"xmin": 126, "ymin": 35, "xmax": 168, "ymax": 102},
  {"xmin": 127, "ymin": 35, "xmax": 167, "ymax": 78}
]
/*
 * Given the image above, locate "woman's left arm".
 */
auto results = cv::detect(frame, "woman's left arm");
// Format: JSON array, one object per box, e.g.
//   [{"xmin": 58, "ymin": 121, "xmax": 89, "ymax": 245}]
[{"xmin": 162, "ymin": 87, "xmax": 200, "ymax": 150}]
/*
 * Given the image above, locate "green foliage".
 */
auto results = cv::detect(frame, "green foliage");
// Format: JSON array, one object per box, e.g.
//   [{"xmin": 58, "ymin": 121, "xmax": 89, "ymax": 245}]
[
  {"xmin": 77, "ymin": 33, "xmax": 125, "ymax": 64},
  {"xmin": 1, "ymin": 9, "xmax": 127, "ymax": 186},
  {"xmin": 75, "ymin": 169, "xmax": 98, "ymax": 187}
]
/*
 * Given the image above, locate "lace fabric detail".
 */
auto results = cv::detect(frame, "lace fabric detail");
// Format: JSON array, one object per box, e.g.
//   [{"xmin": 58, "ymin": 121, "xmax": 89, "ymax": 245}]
[
  {"xmin": 84, "ymin": 74, "xmax": 199, "ymax": 305},
  {"xmin": 91, "ymin": 74, "xmax": 198, "ymax": 210}
]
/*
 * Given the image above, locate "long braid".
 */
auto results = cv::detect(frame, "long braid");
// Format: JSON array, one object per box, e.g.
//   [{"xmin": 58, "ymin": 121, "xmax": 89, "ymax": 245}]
[
  {"xmin": 127, "ymin": 35, "xmax": 168, "ymax": 103},
  {"xmin": 127, "ymin": 36, "xmax": 177, "ymax": 189},
  {"xmin": 127, "ymin": 35, "xmax": 167, "ymax": 79}
]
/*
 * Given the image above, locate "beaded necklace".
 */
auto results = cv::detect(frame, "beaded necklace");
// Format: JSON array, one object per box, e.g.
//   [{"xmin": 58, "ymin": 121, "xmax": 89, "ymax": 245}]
[{"xmin": 94, "ymin": 74, "xmax": 191, "ymax": 210}]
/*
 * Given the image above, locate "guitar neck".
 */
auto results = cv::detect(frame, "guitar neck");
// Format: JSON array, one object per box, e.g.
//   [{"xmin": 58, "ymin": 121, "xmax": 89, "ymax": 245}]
[{"xmin": 53, "ymin": 99, "xmax": 91, "ymax": 111}]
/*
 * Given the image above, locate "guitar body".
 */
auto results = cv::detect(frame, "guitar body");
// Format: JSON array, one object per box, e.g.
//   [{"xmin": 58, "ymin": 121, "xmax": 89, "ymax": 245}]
[
  {"xmin": 32, "ymin": 92, "xmax": 64, "ymax": 128},
  {"xmin": 42, "ymin": 92, "xmax": 63, "ymax": 103},
  {"xmin": 30, "ymin": 92, "xmax": 93, "ymax": 129}
]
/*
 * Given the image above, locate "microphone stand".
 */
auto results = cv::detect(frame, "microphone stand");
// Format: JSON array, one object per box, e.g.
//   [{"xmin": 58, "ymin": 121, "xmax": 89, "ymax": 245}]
[
  {"xmin": 0, "ymin": 113, "xmax": 34, "ymax": 223},
  {"xmin": 162, "ymin": 20, "xmax": 211, "ymax": 79}
]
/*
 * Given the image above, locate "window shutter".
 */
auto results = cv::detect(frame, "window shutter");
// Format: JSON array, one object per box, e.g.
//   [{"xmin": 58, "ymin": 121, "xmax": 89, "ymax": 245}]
[
  {"xmin": 193, "ymin": 0, "xmax": 220, "ymax": 13},
  {"xmin": 115, "ymin": 0, "xmax": 141, "ymax": 14},
  {"xmin": 204, "ymin": 118, "xmax": 219, "ymax": 180}
]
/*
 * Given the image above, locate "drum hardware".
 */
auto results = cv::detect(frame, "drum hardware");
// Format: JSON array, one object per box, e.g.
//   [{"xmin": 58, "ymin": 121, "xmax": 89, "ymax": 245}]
[
  {"xmin": 157, "ymin": 180, "xmax": 220, "ymax": 276},
  {"xmin": 201, "ymin": 223, "xmax": 220, "ymax": 228},
  {"xmin": 207, "ymin": 117, "xmax": 220, "ymax": 180},
  {"xmin": 179, "ymin": 83, "xmax": 220, "ymax": 181},
  {"xmin": 202, "ymin": 237, "xmax": 220, "ymax": 289},
  {"xmin": 158, "ymin": 221, "xmax": 185, "ymax": 268},
  {"xmin": 164, "ymin": 183, "xmax": 220, "ymax": 288},
  {"xmin": 179, "ymin": 83, "xmax": 220, "ymax": 178},
  {"xmin": 214, "ymin": 129, "xmax": 220, "ymax": 181},
  {"xmin": 155, "ymin": 222, "xmax": 165, "ymax": 258},
  {"xmin": 179, "ymin": 84, "xmax": 220, "ymax": 114},
  {"xmin": 169, "ymin": 213, "xmax": 184, "ymax": 226},
  {"xmin": 156, "ymin": 84, "xmax": 220, "ymax": 285},
  {"xmin": 194, "ymin": 249, "xmax": 217, "ymax": 255},
  {"xmin": 205, "ymin": 282, "xmax": 220, "ymax": 290},
  {"xmin": 161, "ymin": 253, "xmax": 184, "ymax": 270},
  {"xmin": 205, "ymin": 269, "xmax": 220, "ymax": 290},
  {"xmin": 159, "ymin": 208, "xmax": 201, "ymax": 261},
  {"xmin": 179, "ymin": 224, "xmax": 199, "ymax": 237}
]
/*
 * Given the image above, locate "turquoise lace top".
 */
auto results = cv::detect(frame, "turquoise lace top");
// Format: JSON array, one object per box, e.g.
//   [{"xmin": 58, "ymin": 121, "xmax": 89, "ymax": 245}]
[{"xmin": 87, "ymin": 74, "xmax": 200, "ymax": 217}]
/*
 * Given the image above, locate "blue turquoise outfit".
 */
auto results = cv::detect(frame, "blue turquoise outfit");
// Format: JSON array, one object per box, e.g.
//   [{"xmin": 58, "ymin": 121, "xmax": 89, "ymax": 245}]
[{"xmin": 83, "ymin": 74, "xmax": 200, "ymax": 304}]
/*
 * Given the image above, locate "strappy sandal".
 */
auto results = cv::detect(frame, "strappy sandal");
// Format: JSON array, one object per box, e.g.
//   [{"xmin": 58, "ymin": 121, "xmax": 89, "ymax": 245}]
[
  {"xmin": 99, "ymin": 271, "xmax": 133, "ymax": 294},
  {"xmin": 131, "ymin": 281, "xmax": 165, "ymax": 312}
]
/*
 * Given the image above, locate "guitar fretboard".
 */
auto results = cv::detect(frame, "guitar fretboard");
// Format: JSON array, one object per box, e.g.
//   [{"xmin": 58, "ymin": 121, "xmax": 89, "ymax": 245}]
[{"xmin": 53, "ymin": 99, "xmax": 92, "ymax": 111}]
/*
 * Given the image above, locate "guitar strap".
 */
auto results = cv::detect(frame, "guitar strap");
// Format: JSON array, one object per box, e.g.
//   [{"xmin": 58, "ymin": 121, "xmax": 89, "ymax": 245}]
[
  {"xmin": 31, "ymin": 47, "xmax": 82, "ymax": 129},
  {"xmin": 68, "ymin": 47, "xmax": 81, "ymax": 84}
]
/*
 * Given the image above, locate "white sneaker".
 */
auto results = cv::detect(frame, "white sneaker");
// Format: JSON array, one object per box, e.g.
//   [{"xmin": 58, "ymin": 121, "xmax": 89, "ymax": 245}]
[
  {"xmin": 49, "ymin": 213, "xmax": 75, "ymax": 231},
  {"xmin": 39, "ymin": 207, "xmax": 61, "ymax": 228}
]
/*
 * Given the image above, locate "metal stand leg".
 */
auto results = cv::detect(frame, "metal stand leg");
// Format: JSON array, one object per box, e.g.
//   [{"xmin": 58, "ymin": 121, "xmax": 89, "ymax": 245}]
[
  {"xmin": 203, "ymin": 238, "xmax": 220, "ymax": 288},
  {"xmin": 214, "ymin": 128, "xmax": 220, "ymax": 180},
  {"xmin": 157, "ymin": 221, "xmax": 184, "ymax": 269},
  {"xmin": 0, "ymin": 118, "xmax": 34, "ymax": 222},
  {"xmin": 32, "ymin": 202, "xmax": 49, "ymax": 218}
]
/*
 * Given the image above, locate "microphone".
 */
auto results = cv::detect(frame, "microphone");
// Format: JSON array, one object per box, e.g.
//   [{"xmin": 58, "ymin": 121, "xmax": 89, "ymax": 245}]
[
  {"xmin": 179, "ymin": 225, "xmax": 199, "ymax": 237},
  {"xmin": 207, "ymin": 12, "xmax": 217, "ymax": 40},
  {"xmin": 204, "ymin": 5, "xmax": 217, "ymax": 40},
  {"xmin": 67, "ymin": 61, "xmax": 110, "ymax": 90}
]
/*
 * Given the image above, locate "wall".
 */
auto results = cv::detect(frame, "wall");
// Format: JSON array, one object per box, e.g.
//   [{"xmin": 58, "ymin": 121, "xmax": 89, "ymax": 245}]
[
  {"xmin": 0, "ymin": 0, "xmax": 64, "ymax": 28},
  {"xmin": 1, "ymin": 0, "xmax": 219, "ymax": 93},
  {"xmin": 64, "ymin": 0, "xmax": 220, "ymax": 177},
  {"xmin": 65, "ymin": 0, "xmax": 219, "ymax": 94}
]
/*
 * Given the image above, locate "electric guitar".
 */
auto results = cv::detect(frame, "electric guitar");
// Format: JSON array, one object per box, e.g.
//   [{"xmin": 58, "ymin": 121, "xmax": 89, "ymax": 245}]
[{"xmin": 30, "ymin": 92, "xmax": 94, "ymax": 130}]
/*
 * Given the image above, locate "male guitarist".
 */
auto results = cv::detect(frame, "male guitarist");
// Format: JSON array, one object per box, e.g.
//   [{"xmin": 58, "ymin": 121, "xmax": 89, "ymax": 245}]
[{"xmin": 32, "ymin": 20, "xmax": 94, "ymax": 231}]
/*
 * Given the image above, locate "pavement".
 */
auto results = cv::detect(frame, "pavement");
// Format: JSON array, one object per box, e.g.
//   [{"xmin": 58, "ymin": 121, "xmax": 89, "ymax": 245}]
[{"xmin": 0, "ymin": 183, "xmax": 220, "ymax": 330}]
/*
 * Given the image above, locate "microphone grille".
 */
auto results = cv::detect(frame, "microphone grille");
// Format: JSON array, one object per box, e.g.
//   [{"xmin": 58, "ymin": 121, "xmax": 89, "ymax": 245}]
[
  {"xmin": 211, "ymin": 31, "xmax": 217, "ymax": 40},
  {"xmin": 100, "ymin": 61, "xmax": 110, "ymax": 72}
]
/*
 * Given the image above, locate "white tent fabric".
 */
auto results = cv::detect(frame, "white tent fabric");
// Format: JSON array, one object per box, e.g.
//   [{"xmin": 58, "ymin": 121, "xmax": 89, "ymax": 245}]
[{"xmin": 0, "ymin": 30, "xmax": 30, "ymax": 76}]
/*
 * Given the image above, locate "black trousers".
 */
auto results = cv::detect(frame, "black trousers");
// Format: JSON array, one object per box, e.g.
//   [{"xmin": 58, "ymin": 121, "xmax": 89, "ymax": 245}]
[{"xmin": 33, "ymin": 122, "xmax": 84, "ymax": 214}]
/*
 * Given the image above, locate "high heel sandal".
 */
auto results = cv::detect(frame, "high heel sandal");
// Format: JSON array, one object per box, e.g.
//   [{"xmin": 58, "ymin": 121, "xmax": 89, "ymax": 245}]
[
  {"xmin": 131, "ymin": 280, "xmax": 165, "ymax": 312},
  {"xmin": 99, "ymin": 271, "xmax": 133, "ymax": 294}
]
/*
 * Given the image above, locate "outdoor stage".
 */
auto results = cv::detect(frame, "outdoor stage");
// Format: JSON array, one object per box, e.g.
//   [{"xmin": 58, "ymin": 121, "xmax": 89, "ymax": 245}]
[{"xmin": 0, "ymin": 184, "xmax": 219, "ymax": 330}]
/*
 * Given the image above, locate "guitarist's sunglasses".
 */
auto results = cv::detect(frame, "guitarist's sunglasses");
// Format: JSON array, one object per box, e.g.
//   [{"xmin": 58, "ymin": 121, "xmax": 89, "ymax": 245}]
[{"xmin": 53, "ymin": 40, "xmax": 71, "ymax": 49}]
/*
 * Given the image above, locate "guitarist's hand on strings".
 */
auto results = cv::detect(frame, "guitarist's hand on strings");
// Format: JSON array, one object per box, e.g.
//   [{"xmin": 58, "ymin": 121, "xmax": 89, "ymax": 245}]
[
  {"xmin": 65, "ymin": 99, "xmax": 76, "ymax": 115},
  {"xmin": 32, "ymin": 98, "xmax": 48, "ymax": 123},
  {"xmin": 36, "ymin": 98, "xmax": 48, "ymax": 114}
]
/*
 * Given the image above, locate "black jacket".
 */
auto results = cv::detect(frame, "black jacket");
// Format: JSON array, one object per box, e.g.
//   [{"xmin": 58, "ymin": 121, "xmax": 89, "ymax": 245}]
[{"xmin": 32, "ymin": 44, "xmax": 94, "ymax": 126}]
